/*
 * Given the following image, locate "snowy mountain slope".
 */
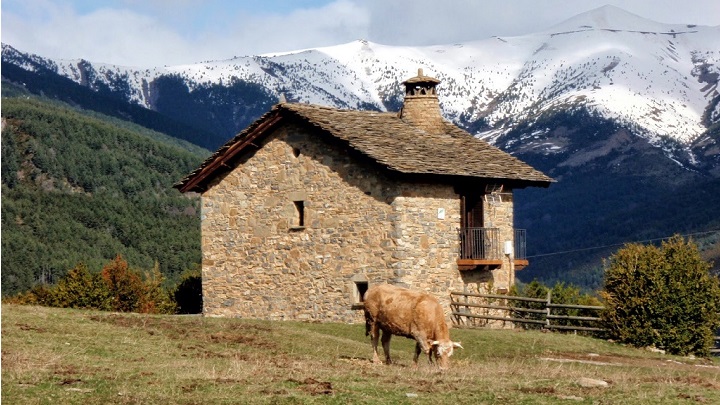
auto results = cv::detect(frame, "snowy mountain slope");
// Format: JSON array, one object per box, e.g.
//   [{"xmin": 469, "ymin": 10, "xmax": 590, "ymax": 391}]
[
  {"xmin": 3, "ymin": 6, "xmax": 719, "ymax": 160},
  {"xmin": 4, "ymin": 5, "xmax": 720, "ymax": 290}
]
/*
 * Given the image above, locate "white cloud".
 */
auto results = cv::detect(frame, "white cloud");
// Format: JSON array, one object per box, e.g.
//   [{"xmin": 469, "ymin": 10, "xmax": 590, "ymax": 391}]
[
  {"xmin": 216, "ymin": 0, "xmax": 370, "ymax": 57},
  {"xmin": 2, "ymin": 0, "xmax": 719, "ymax": 67},
  {"xmin": 2, "ymin": 1, "xmax": 194, "ymax": 66},
  {"xmin": 2, "ymin": 0, "xmax": 370, "ymax": 66},
  {"xmin": 363, "ymin": 0, "xmax": 720, "ymax": 46}
]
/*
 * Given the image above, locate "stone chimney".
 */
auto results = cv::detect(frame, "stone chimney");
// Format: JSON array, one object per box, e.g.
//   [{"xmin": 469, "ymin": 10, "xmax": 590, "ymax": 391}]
[{"xmin": 398, "ymin": 68, "xmax": 444, "ymax": 133}]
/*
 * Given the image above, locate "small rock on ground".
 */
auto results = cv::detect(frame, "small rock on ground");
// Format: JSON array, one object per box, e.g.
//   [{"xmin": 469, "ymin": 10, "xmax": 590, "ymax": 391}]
[{"xmin": 577, "ymin": 377, "xmax": 609, "ymax": 388}]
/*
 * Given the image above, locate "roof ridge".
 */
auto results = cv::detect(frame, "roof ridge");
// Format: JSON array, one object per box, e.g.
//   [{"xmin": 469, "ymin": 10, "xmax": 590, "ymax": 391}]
[{"xmin": 175, "ymin": 102, "xmax": 553, "ymax": 193}]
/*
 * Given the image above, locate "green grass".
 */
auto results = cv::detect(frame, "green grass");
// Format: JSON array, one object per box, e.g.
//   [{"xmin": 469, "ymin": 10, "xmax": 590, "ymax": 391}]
[{"xmin": 2, "ymin": 304, "xmax": 719, "ymax": 404}]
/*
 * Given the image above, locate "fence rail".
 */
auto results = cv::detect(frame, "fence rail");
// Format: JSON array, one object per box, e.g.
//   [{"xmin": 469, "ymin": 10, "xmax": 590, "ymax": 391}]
[
  {"xmin": 450, "ymin": 291, "xmax": 605, "ymax": 334},
  {"xmin": 451, "ymin": 292, "xmax": 720, "ymax": 354}
]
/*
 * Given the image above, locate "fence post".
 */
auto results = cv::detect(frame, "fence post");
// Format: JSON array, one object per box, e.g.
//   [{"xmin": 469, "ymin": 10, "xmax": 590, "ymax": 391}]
[
  {"xmin": 463, "ymin": 285, "xmax": 470, "ymax": 326},
  {"xmin": 545, "ymin": 290, "xmax": 552, "ymax": 330}
]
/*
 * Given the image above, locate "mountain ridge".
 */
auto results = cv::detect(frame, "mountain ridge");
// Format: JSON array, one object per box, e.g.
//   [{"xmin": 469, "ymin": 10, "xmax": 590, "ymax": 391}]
[
  {"xmin": 3, "ymin": 6, "xmax": 718, "ymax": 172},
  {"xmin": 3, "ymin": 5, "xmax": 720, "ymax": 290}
]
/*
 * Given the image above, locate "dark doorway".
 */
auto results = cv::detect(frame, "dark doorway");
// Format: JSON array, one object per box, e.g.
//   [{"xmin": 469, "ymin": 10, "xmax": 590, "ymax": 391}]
[{"xmin": 461, "ymin": 193, "xmax": 484, "ymax": 228}]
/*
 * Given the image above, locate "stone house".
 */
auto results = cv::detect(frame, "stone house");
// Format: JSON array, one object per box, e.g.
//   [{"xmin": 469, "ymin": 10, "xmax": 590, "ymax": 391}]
[{"xmin": 175, "ymin": 69, "xmax": 553, "ymax": 322}]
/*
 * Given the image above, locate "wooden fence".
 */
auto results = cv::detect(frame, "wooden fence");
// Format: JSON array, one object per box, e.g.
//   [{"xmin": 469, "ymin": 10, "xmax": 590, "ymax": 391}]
[
  {"xmin": 450, "ymin": 291, "xmax": 720, "ymax": 355},
  {"xmin": 449, "ymin": 291, "xmax": 605, "ymax": 334}
]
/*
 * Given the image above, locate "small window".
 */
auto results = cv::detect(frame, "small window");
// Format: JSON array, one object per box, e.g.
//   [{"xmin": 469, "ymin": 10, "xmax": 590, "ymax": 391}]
[
  {"xmin": 293, "ymin": 200, "xmax": 305, "ymax": 227},
  {"xmin": 350, "ymin": 274, "xmax": 369, "ymax": 309},
  {"xmin": 354, "ymin": 281, "xmax": 368, "ymax": 306},
  {"xmin": 292, "ymin": 147, "xmax": 301, "ymax": 158}
]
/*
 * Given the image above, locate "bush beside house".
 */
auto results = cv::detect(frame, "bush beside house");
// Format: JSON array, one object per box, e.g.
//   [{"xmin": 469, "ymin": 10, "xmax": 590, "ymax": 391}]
[
  {"xmin": 601, "ymin": 235, "xmax": 720, "ymax": 356},
  {"xmin": 6, "ymin": 255, "xmax": 200, "ymax": 314}
]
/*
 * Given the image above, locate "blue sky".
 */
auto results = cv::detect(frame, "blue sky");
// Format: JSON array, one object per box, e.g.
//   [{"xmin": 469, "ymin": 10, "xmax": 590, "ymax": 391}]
[{"xmin": 3, "ymin": 0, "xmax": 719, "ymax": 67}]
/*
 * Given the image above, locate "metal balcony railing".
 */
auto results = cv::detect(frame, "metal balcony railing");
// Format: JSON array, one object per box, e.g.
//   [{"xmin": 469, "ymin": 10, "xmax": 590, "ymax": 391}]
[
  {"xmin": 459, "ymin": 227, "xmax": 500, "ymax": 260},
  {"xmin": 459, "ymin": 228, "xmax": 527, "ymax": 260},
  {"xmin": 515, "ymin": 229, "xmax": 527, "ymax": 260}
]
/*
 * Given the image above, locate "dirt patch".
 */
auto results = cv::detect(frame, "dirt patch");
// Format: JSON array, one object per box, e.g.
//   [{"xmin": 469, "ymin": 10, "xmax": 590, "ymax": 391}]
[
  {"xmin": 288, "ymin": 377, "xmax": 333, "ymax": 395},
  {"xmin": 178, "ymin": 343, "xmax": 236, "ymax": 359},
  {"xmin": 89, "ymin": 314, "xmax": 193, "ymax": 339},
  {"xmin": 678, "ymin": 392, "xmax": 710, "ymax": 403},
  {"xmin": 413, "ymin": 379, "xmax": 460, "ymax": 393},
  {"xmin": 16, "ymin": 323, "xmax": 47, "ymax": 333},
  {"xmin": 539, "ymin": 356, "xmax": 621, "ymax": 366},
  {"xmin": 520, "ymin": 386, "xmax": 557, "ymax": 395},
  {"xmin": 181, "ymin": 381, "xmax": 201, "ymax": 393},
  {"xmin": 52, "ymin": 364, "xmax": 82, "ymax": 376},
  {"xmin": 88, "ymin": 313, "xmax": 278, "ymax": 351},
  {"xmin": 643, "ymin": 375, "xmax": 720, "ymax": 390},
  {"xmin": 213, "ymin": 378, "xmax": 243, "ymax": 384},
  {"xmin": 209, "ymin": 331, "xmax": 274, "ymax": 348},
  {"xmin": 59, "ymin": 378, "xmax": 83, "ymax": 386},
  {"xmin": 259, "ymin": 387, "xmax": 289, "ymax": 395},
  {"xmin": 551, "ymin": 352, "xmax": 716, "ymax": 371}
]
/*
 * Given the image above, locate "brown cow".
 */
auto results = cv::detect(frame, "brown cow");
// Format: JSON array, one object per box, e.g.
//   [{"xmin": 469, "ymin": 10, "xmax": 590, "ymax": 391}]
[{"xmin": 363, "ymin": 284, "xmax": 462, "ymax": 370}]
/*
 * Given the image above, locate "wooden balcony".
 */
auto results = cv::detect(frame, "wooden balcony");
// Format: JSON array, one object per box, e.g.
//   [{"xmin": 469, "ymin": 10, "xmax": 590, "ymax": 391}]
[{"xmin": 458, "ymin": 228, "xmax": 528, "ymax": 270}]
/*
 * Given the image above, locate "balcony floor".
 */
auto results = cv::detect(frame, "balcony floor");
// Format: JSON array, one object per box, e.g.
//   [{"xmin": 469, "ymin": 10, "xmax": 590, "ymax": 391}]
[{"xmin": 457, "ymin": 259, "xmax": 529, "ymax": 271}]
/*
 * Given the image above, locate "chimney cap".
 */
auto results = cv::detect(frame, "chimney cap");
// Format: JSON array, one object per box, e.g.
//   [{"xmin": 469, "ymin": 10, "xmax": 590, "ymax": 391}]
[{"xmin": 402, "ymin": 68, "xmax": 441, "ymax": 85}]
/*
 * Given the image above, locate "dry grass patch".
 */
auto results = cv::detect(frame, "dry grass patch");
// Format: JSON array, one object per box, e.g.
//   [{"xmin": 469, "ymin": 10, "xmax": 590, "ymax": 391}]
[{"xmin": 2, "ymin": 304, "xmax": 719, "ymax": 404}]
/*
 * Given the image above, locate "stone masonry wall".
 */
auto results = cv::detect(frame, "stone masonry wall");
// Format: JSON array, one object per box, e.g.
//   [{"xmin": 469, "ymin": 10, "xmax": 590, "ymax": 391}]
[
  {"xmin": 200, "ymin": 124, "xmax": 515, "ymax": 323},
  {"xmin": 389, "ymin": 188, "xmax": 465, "ymax": 311},
  {"xmin": 201, "ymin": 125, "xmax": 400, "ymax": 322},
  {"xmin": 484, "ymin": 190, "xmax": 515, "ymax": 293}
]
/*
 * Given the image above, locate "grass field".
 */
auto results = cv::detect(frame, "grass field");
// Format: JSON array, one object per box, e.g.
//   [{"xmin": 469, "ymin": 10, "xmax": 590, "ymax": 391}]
[{"xmin": 2, "ymin": 304, "xmax": 719, "ymax": 404}]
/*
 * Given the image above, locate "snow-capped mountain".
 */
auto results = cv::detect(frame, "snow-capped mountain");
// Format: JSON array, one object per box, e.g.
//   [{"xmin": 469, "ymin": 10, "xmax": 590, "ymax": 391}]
[
  {"xmin": 5, "ymin": 5, "xmax": 718, "ymax": 160},
  {"xmin": 4, "ymin": 5, "xmax": 720, "ymax": 289}
]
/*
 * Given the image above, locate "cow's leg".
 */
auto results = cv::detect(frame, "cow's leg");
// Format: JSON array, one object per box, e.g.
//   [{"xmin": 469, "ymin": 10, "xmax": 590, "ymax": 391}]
[
  {"xmin": 413, "ymin": 342, "xmax": 422, "ymax": 367},
  {"xmin": 369, "ymin": 322, "xmax": 381, "ymax": 364},
  {"xmin": 381, "ymin": 330, "xmax": 393, "ymax": 364},
  {"xmin": 413, "ymin": 333, "xmax": 431, "ymax": 357}
]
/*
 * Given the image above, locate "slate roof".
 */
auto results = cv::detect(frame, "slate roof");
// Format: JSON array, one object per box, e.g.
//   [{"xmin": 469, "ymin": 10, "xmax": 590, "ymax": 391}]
[{"xmin": 175, "ymin": 102, "xmax": 553, "ymax": 193}]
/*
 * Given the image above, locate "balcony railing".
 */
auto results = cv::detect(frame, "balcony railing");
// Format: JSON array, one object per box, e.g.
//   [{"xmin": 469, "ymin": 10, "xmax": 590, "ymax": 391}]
[
  {"xmin": 459, "ymin": 228, "xmax": 527, "ymax": 260},
  {"xmin": 459, "ymin": 227, "xmax": 500, "ymax": 260},
  {"xmin": 515, "ymin": 229, "xmax": 527, "ymax": 260}
]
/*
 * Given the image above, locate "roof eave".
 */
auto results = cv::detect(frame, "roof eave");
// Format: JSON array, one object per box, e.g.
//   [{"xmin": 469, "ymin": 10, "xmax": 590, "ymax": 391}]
[{"xmin": 175, "ymin": 107, "xmax": 284, "ymax": 193}]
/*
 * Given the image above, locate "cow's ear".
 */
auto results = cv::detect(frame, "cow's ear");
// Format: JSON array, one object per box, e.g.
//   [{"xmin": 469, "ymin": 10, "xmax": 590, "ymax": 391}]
[{"xmin": 453, "ymin": 341, "xmax": 463, "ymax": 349}]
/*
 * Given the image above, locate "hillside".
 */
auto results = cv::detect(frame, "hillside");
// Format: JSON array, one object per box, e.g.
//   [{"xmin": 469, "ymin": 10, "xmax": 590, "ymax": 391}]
[
  {"xmin": 3, "ymin": 304, "xmax": 719, "ymax": 404},
  {"xmin": 510, "ymin": 110, "xmax": 720, "ymax": 287},
  {"xmin": 1, "ymin": 96, "xmax": 207, "ymax": 296},
  {"xmin": 0, "ymin": 60, "xmax": 228, "ymax": 150}
]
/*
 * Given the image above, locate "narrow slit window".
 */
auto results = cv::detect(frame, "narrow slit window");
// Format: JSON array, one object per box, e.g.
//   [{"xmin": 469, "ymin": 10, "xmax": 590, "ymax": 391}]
[
  {"xmin": 293, "ymin": 200, "xmax": 305, "ymax": 227},
  {"xmin": 355, "ymin": 281, "xmax": 368, "ymax": 304}
]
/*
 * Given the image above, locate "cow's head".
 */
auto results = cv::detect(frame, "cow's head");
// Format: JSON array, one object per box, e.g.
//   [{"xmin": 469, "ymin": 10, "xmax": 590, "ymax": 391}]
[{"xmin": 430, "ymin": 340, "xmax": 463, "ymax": 370}]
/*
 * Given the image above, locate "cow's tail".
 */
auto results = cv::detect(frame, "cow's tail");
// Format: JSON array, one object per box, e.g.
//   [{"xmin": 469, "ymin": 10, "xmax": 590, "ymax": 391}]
[{"xmin": 364, "ymin": 309, "xmax": 371, "ymax": 337}]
